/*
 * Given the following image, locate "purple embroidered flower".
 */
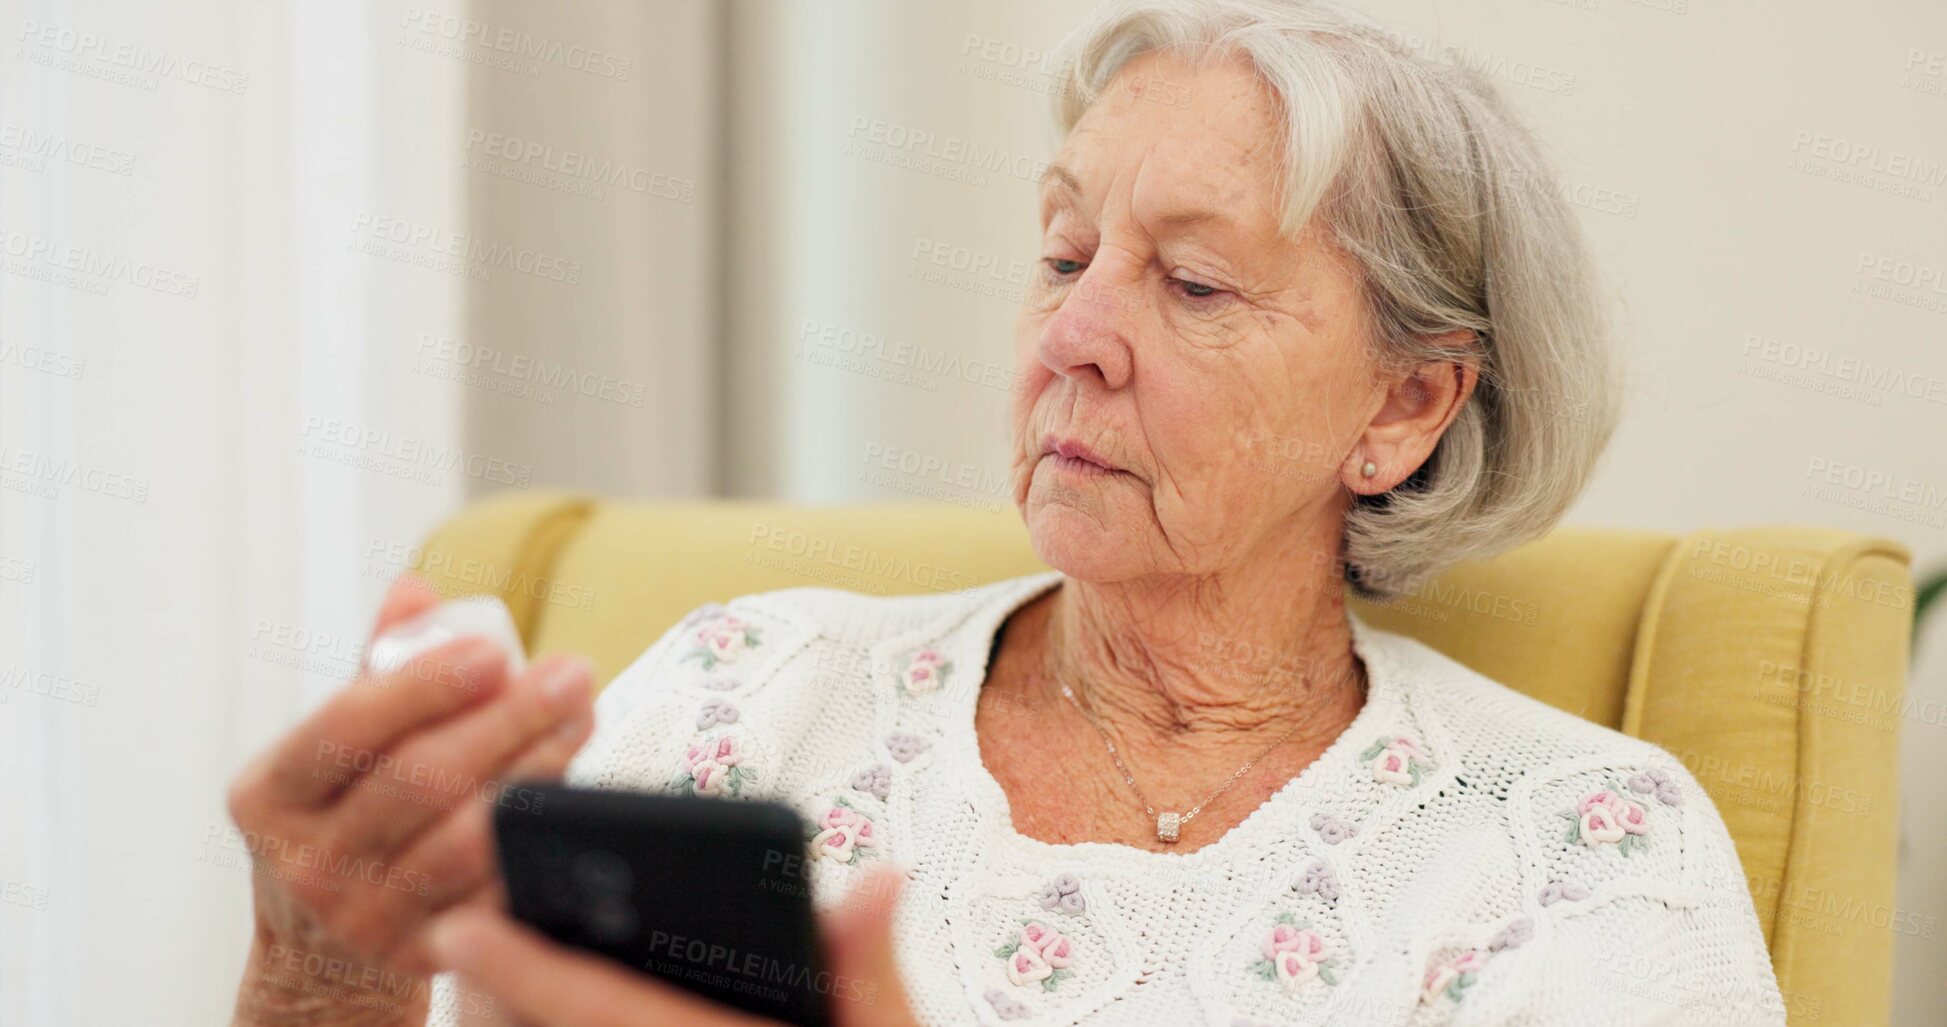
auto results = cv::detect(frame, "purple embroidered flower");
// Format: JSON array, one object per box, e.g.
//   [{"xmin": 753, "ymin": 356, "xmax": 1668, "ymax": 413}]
[
  {"xmin": 695, "ymin": 697, "xmax": 739, "ymax": 729},
  {"xmin": 885, "ymin": 731, "xmax": 930, "ymax": 764},
  {"xmin": 1629, "ymin": 766, "xmax": 1684, "ymax": 806},
  {"xmin": 983, "ymin": 988, "xmax": 1030, "ymax": 1021},
  {"xmin": 683, "ymin": 613, "xmax": 761, "ymax": 669},
  {"xmin": 900, "ymin": 647, "xmax": 953, "ymax": 696},
  {"xmin": 1537, "ymin": 879, "xmax": 1590, "ymax": 906},
  {"xmin": 1251, "ymin": 913, "xmax": 1340, "ymax": 991},
  {"xmin": 850, "ymin": 763, "xmax": 893, "ymax": 800},
  {"xmin": 1038, "ymin": 873, "xmax": 1085, "ymax": 914},
  {"xmin": 995, "ymin": 919, "xmax": 1076, "ymax": 991},
  {"xmin": 1310, "ymin": 811, "xmax": 1358, "ymax": 845},
  {"xmin": 1488, "ymin": 917, "xmax": 1532, "ymax": 952},
  {"xmin": 1292, "ymin": 860, "xmax": 1340, "ymax": 902}
]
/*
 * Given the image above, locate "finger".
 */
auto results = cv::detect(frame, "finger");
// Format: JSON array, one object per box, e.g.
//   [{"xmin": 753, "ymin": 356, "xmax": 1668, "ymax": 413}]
[
  {"xmin": 241, "ymin": 638, "xmax": 510, "ymax": 810},
  {"xmin": 427, "ymin": 906, "xmax": 776, "ymax": 1027},
  {"xmin": 372, "ymin": 572, "xmax": 444, "ymax": 639},
  {"xmin": 323, "ymin": 654, "xmax": 593, "ymax": 856},
  {"xmin": 821, "ymin": 866, "xmax": 914, "ymax": 1026},
  {"xmin": 332, "ymin": 709, "xmax": 594, "ymax": 975},
  {"xmin": 402, "ymin": 706, "xmax": 593, "ymax": 907},
  {"xmin": 391, "ymin": 875, "xmax": 514, "ymax": 978}
]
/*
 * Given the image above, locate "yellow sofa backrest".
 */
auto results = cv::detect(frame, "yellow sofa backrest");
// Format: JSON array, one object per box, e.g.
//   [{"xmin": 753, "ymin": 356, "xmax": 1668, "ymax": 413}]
[{"xmin": 414, "ymin": 492, "xmax": 1913, "ymax": 1027}]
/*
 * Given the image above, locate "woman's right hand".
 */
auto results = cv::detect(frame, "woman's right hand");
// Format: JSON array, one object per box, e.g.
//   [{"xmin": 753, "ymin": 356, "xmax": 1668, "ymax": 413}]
[{"xmin": 226, "ymin": 574, "xmax": 597, "ymax": 1025}]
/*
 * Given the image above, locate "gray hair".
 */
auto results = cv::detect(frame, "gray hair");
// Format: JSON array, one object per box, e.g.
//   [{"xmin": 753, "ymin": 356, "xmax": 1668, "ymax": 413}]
[{"xmin": 1050, "ymin": 0, "xmax": 1621, "ymax": 601}]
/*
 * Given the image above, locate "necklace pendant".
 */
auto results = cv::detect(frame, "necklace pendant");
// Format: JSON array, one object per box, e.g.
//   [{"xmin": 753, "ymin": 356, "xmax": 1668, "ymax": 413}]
[{"xmin": 1156, "ymin": 812, "xmax": 1182, "ymax": 843}]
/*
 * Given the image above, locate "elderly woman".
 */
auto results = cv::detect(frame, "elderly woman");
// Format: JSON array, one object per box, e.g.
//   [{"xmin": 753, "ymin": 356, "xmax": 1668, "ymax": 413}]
[{"xmin": 226, "ymin": 1, "xmax": 1785, "ymax": 1025}]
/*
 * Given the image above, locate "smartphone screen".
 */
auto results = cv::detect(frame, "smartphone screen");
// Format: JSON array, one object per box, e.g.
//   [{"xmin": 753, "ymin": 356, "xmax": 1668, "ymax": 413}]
[{"xmin": 493, "ymin": 784, "xmax": 833, "ymax": 1027}]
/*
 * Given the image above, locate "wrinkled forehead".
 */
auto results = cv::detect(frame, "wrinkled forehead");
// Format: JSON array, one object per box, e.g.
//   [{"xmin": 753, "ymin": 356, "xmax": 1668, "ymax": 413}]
[{"xmin": 1043, "ymin": 49, "xmax": 1294, "ymax": 231}]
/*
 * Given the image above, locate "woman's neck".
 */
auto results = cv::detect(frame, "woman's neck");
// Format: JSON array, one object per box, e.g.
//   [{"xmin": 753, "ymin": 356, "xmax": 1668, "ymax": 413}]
[{"xmin": 1020, "ymin": 530, "xmax": 1366, "ymax": 761}]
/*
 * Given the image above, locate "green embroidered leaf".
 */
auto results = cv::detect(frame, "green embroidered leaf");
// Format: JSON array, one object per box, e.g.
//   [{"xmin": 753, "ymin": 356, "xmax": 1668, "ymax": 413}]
[
  {"xmin": 1319, "ymin": 965, "xmax": 1339, "ymax": 987},
  {"xmin": 993, "ymin": 942, "xmax": 1018, "ymax": 959},
  {"xmin": 1253, "ymin": 960, "xmax": 1275, "ymax": 981},
  {"xmin": 1358, "ymin": 741, "xmax": 1386, "ymax": 761}
]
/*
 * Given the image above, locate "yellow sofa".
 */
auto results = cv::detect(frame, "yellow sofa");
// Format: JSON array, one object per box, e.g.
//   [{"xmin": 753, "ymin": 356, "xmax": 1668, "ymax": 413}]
[{"xmin": 413, "ymin": 492, "xmax": 1914, "ymax": 1026}]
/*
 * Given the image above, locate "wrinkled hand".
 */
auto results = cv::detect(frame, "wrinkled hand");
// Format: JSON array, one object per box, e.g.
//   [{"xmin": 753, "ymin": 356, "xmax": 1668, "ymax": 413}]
[
  {"xmin": 427, "ymin": 866, "xmax": 921, "ymax": 1027},
  {"xmin": 226, "ymin": 574, "xmax": 597, "ymax": 1023}
]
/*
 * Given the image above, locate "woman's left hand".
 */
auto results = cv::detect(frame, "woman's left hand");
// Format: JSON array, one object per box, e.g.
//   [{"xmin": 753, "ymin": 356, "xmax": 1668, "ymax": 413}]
[{"xmin": 426, "ymin": 866, "xmax": 920, "ymax": 1027}]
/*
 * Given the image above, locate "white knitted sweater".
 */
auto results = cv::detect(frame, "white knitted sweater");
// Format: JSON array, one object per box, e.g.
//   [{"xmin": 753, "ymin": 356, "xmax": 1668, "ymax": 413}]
[{"xmin": 429, "ymin": 570, "xmax": 1785, "ymax": 1027}]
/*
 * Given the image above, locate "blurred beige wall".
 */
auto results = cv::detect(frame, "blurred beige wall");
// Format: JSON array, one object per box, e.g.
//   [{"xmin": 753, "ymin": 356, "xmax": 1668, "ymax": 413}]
[{"xmin": 459, "ymin": 0, "xmax": 723, "ymax": 496}]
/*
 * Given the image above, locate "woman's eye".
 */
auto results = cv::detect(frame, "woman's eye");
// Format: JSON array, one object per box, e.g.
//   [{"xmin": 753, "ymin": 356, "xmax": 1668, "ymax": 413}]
[
  {"xmin": 1045, "ymin": 258, "xmax": 1086, "ymax": 276},
  {"xmin": 1172, "ymin": 277, "xmax": 1223, "ymax": 299}
]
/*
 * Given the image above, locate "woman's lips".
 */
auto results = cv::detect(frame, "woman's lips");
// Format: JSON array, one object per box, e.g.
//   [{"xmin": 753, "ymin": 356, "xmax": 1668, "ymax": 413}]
[
  {"xmin": 1043, "ymin": 436, "xmax": 1121, "ymax": 471},
  {"xmin": 1042, "ymin": 436, "xmax": 1125, "ymax": 477},
  {"xmin": 1049, "ymin": 453, "xmax": 1119, "ymax": 478}
]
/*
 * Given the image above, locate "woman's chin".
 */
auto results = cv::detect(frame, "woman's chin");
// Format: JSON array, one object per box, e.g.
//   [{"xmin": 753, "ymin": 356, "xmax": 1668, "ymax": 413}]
[{"xmin": 1023, "ymin": 504, "xmax": 1152, "ymax": 582}]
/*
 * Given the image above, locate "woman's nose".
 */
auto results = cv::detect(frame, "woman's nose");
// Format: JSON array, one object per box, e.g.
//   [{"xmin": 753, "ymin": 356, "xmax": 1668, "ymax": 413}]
[{"xmin": 1035, "ymin": 269, "xmax": 1136, "ymax": 390}]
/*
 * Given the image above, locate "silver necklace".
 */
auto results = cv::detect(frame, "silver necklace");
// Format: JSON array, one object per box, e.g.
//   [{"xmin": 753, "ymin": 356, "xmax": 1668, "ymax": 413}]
[{"xmin": 1056, "ymin": 677, "xmax": 1310, "ymax": 843}]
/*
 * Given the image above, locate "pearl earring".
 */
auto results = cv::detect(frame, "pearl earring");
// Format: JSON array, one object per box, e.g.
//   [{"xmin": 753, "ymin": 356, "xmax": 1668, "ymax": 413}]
[{"xmin": 1361, "ymin": 461, "xmax": 1377, "ymax": 479}]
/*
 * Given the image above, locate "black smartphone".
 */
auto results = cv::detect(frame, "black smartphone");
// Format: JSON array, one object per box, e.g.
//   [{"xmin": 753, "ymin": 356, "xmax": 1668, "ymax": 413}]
[{"xmin": 493, "ymin": 784, "xmax": 833, "ymax": 1027}]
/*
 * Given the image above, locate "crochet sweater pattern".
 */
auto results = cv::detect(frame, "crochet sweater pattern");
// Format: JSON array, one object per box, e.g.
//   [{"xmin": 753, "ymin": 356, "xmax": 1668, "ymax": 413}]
[{"xmin": 429, "ymin": 569, "xmax": 1786, "ymax": 1027}]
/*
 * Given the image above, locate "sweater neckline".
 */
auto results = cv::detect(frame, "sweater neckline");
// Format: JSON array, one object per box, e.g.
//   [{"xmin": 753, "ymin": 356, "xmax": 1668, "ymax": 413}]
[{"xmin": 938, "ymin": 569, "xmax": 1408, "ymax": 871}]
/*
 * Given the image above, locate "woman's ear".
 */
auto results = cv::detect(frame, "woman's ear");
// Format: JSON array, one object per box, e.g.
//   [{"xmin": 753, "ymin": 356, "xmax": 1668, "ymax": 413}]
[{"xmin": 1344, "ymin": 333, "xmax": 1481, "ymax": 494}]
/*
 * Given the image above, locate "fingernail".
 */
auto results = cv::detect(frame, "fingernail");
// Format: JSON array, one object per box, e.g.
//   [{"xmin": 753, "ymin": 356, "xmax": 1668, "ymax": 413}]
[
  {"xmin": 554, "ymin": 710, "xmax": 593, "ymax": 743},
  {"xmin": 426, "ymin": 913, "xmax": 477, "ymax": 971},
  {"xmin": 540, "ymin": 657, "xmax": 593, "ymax": 708}
]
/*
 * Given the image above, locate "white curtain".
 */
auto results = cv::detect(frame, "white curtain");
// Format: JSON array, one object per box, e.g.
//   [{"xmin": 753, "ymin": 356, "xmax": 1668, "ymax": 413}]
[{"xmin": 0, "ymin": 0, "xmax": 467, "ymax": 1022}]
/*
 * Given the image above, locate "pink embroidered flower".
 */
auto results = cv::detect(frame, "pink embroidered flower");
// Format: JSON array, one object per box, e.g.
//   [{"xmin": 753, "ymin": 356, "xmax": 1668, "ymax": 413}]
[
  {"xmin": 1381, "ymin": 735, "xmax": 1429, "ymax": 761},
  {"xmin": 1612, "ymin": 798, "xmax": 1649, "ymax": 835},
  {"xmin": 1250, "ymin": 915, "xmax": 1339, "ymax": 990},
  {"xmin": 901, "ymin": 648, "xmax": 952, "ymax": 696},
  {"xmin": 1567, "ymin": 785, "xmax": 1651, "ymax": 852},
  {"xmin": 1260, "ymin": 923, "xmax": 1326, "ymax": 964},
  {"xmin": 1576, "ymin": 788, "xmax": 1625, "ymax": 815},
  {"xmin": 1422, "ymin": 949, "xmax": 1489, "ymax": 1004},
  {"xmin": 1578, "ymin": 803, "xmax": 1626, "ymax": 846},
  {"xmin": 685, "ymin": 734, "xmax": 743, "ymax": 769},
  {"xmin": 1359, "ymin": 735, "xmax": 1431, "ymax": 787},
  {"xmin": 673, "ymin": 734, "xmax": 746, "ymax": 797},
  {"xmin": 1004, "ymin": 945, "xmax": 1053, "ymax": 987},
  {"xmin": 995, "ymin": 919, "xmax": 1076, "ymax": 991},
  {"xmin": 810, "ymin": 803, "xmax": 881, "ymax": 862},
  {"xmin": 1019, "ymin": 921, "xmax": 1074, "ymax": 969},
  {"xmin": 684, "ymin": 614, "xmax": 761, "ymax": 669}
]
